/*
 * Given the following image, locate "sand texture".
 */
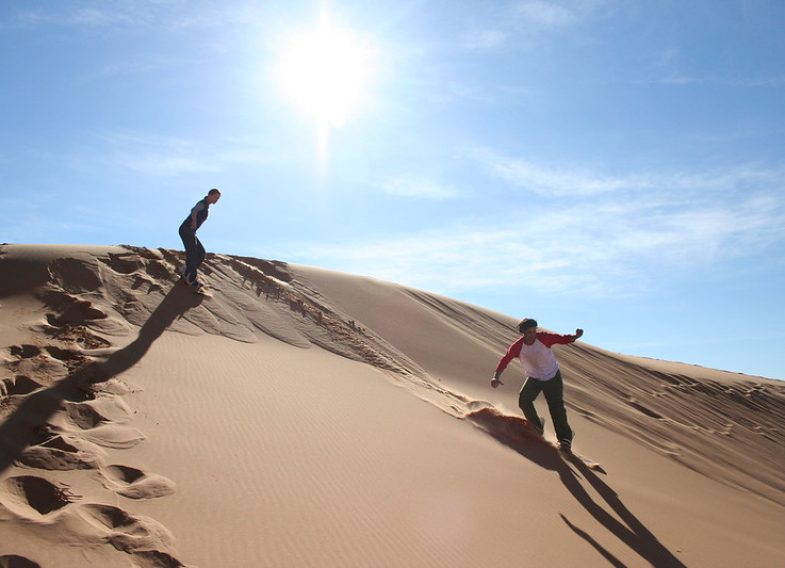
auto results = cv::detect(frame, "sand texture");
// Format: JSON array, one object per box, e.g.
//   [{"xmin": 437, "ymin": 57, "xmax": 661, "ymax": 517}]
[{"xmin": 1, "ymin": 244, "xmax": 783, "ymax": 567}]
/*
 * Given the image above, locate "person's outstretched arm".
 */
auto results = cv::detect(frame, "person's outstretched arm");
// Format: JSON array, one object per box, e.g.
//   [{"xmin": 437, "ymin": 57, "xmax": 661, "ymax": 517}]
[
  {"xmin": 539, "ymin": 328, "xmax": 584, "ymax": 346},
  {"xmin": 490, "ymin": 337, "xmax": 524, "ymax": 388}
]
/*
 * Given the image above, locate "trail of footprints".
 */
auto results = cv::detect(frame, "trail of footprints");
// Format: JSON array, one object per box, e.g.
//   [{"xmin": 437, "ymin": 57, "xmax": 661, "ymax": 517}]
[
  {"xmin": 0, "ymin": 299, "xmax": 183, "ymax": 566},
  {"xmin": 0, "ymin": 246, "xmax": 474, "ymax": 566}
]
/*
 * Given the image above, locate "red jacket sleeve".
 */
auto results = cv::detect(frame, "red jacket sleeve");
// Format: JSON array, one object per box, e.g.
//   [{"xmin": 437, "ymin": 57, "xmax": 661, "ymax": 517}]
[
  {"xmin": 495, "ymin": 337, "xmax": 524, "ymax": 374},
  {"xmin": 537, "ymin": 331, "xmax": 575, "ymax": 347}
]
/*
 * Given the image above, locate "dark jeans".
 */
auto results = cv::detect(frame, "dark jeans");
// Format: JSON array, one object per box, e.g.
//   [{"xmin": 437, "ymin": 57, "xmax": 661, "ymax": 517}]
[
  {"xmin": 179, "ymin": 225, "xmax": 205, "ymax": 283},
  {"xmin": 518, "ymin": 370, "xmax": 573, "ymax": 442}
]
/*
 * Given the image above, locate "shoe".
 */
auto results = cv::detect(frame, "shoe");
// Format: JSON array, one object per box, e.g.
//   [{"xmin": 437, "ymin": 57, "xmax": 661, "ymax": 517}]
[
  {"xmin": 185, "ymin": 273, "xmax": 197, "ymax": 286},
  {"xmin": 559, "ymin": 431, "xmax": 575, "ymax": 452}
]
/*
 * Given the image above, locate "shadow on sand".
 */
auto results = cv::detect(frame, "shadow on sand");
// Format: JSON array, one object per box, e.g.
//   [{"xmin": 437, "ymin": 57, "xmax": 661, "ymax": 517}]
[
  {"xmin": 477, "ymin": 416, "xmax": 686, "ymax": 568},
  {"xmin": 0, "ymin": 285, "xmax": 203, "ymax": 474}
]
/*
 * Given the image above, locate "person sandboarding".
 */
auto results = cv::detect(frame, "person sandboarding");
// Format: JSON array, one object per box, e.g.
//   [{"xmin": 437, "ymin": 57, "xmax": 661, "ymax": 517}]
[
  {"xmin": 491, "ymin": 318, "xmax": 583, "ymax": 452},
  {"xmin": 178, "ymin": 188, "xmax": 221, "ymax": 295}
]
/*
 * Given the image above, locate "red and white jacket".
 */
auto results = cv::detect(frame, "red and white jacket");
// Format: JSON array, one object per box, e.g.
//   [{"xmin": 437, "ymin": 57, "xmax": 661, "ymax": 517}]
[{"xmin": 495, "ymin": 332, "xmax": 575, "ymax": 381}]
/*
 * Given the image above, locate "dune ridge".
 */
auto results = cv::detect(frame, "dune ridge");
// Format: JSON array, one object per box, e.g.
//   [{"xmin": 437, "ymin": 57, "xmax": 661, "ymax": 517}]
[{"xmin": 1, "ymin": 244, "xmax": 784, "ymax": 567}]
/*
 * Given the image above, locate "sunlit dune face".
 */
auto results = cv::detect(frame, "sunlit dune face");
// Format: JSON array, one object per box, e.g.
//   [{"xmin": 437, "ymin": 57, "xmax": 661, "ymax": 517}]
[{"xmin": 277, "ymin": 24, "xmax": 372, "ymax": 128}]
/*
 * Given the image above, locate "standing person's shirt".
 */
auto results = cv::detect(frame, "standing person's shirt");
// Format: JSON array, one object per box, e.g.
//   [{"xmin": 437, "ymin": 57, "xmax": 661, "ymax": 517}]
[
  {"xmin": 495, "ymin": 332, "xmax": 575, "ymax": 381},
  {"xmin": 180, "ymin": 198, "xmax": 211, "ymax": 231}
]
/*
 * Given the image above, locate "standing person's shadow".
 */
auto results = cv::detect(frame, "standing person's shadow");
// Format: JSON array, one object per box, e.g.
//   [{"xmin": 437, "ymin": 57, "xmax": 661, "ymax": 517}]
[
  {"xmin": 558, "ymin": 455, "xmax": 686, "ymax": 567},
  {"xmin": 475, "ymin": 417, "xmax": 686, "ymax": 567},
  {"xmin": 0, "ymin": 285, "xmax": 203, "ymax": 474}
]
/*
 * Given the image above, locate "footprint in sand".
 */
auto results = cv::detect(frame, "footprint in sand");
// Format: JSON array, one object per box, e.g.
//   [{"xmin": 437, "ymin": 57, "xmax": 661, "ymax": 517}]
[
  {"xmin": 19, "ymin": 434, "xmax": 102, "ymax": 471},
  {"xmin": 41, "ymin": 345, "xmax": 89, "ymax": 372},
  {"xmin": 66, "ymin": 401, "xmax": 110, "ymax": 429},
  {"xmin": 78, "ymin": 503, "xmax": 175, "ymax": 553},
  {"xmin": 1, "ymin": 375, "xmax": 43, "ymax": 397},
  {"xmin": 129, "ymin": 549, "xmax": 187, "ymax": 568},
  {"xmin": 98, "ymin": 252, "xmax": 171, "ymax": 293},
  {"xmin": 62, "ymin": 399, "xmax": 143, "ymax": 449},
  {"xmin": 0, "ymin": 555, "xmax": 42, "ymax": 568},
  {"xmin": 77, "ymin": 395, "xmax": 133, "ymax": 422},
  {"xmin": 98, "ymin": 253, "xmax": 146, "ymax": 275},
  {"xmin": 40, "ymin": 290, "xmax": 130, "ymax": 337},
  {"xmin": 628, "ymin": 399, "xmax": 665, "ymax": 420},
  {"xmin": 4, "ymin": 337, "xmax": 78, "ymax": 385},
  {"xmin": 48, "ymin": 258, "xmax": 103, "ymax": 293},
  {"xmin": 44, "ymin": 299, "xmax": 106, "ymax": 328},
  {"xmin": 36, "ymin": 318, "xmax": 112, "ymax": 350},
  {"xmin": 0, "ymin": 475, "xmax": 77, "ymax": 519},
  {"xmin": 5, "ymin": 344, "xmax": 71, "ymax": 385},
  {"xmin": 8, "ymin": 345, "xmax": 41, "ymax": 359},
  {"xmin": 72, "ymin": 423, "xmax": 145, "ymax": 450},
  {"xmin": 102, "ymin": 465, "xmax": 176, "ymax": 500}
]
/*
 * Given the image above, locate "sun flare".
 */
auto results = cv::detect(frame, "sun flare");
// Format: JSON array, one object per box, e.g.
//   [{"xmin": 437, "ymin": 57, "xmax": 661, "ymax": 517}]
[{"xmin": 277, "ymin": 21, "xmax": 372, "ymax": 128}]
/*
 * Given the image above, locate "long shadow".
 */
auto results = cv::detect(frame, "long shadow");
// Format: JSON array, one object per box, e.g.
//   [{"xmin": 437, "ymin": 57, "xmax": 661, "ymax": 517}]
[
  {"xmin": 559, "ymin": 454, "xmax": 687, "ymax": 567},
  {"xmin": 474, "ymin": 416, "xmax": 686, "ymax": 567},
  {"xmin": 0, "ymin": 285, "xmax": 203, "ymax": 474}
]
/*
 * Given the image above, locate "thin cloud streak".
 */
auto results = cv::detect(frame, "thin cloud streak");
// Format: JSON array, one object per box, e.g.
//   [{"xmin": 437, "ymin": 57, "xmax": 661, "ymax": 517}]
[
  {"xmin": 461, "ymin": 29, "xmax": 509, "ymax": 50},
  {"xmin": 514, "ymin": 1, "xmax": 577, "ymax": 28},
  {"xmin": 472, "ymin": 149, "xmax": 654, "ymax": 196},
  {"xmin": 382, "ymin": 178, "xmax": 464, "ymax": 200},
  {"xmin": 473, "ymin": 149, "xmax": 785, "ymax": 198},
  {"xmin": 13, "ymin": 2, "xmax": 262, "ymax": 32},
  {"xmin": 65, "ymin": 131, "xmax": 285, "ymax": 178},
  {"xmin": 289, "ymin": 171, "xmax": 785, "ymax": 297}
]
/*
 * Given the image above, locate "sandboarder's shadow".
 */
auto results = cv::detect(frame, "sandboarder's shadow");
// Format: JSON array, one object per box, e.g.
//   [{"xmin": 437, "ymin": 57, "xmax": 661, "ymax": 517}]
[
  {"xmin": 0, "ymin": 285, "xmax": 203, "ymax": 474},
  {"xmin": 479, "ymin": 419, "xmax": 686, "ymax": 568}
]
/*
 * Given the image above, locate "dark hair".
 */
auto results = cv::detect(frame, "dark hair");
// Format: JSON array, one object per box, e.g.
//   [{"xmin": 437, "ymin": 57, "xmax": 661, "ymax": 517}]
[
  {"xmin": 518, "ymin": 318, "xmax": 538, "ymax": 333},
  {"xmin": 208, "ymin": 188, "xmax": 221, "ymax": 196}
]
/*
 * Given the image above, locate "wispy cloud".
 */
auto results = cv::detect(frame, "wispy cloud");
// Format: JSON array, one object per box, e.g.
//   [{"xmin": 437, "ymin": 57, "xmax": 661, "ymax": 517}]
[
  {"xmin": 97, "ymin": 133, "xmax": 218, "ymax": 177},
  {"xmin": 460, "ymin": 0, "xmax": 602, "ymax": 52},
  {"xmin": 17, "ymin": 6, "xmax": 149, "ymax": 28},
  {"xmin": 287, "ymin": 161, "xmax": 785, "ymax": 298},
  {"xmin": 382, "ymin": 178, "xmax": 465, "ymax": 200},
  {"xmin": 514, "ymin": 1, "xmax": 577, "ymax": 28},
  {"xmin": 67, "ymin": 131, "xmax": 283, "ymax": 178},
  {"xmin": 14, "ymin": 1, "xmax": 262, "ymax": 32},
  {"xmin": 641, "ymin": 48, "xmax": 785, "ymax": 88},
  {"xmin": 461, "ymin": 29, "xmax": 509, "ymax": 50},
  {"xmin": 648, "ymin": 74, "xmax": 785, "ymax": 88},
  {"xmin": 473, "ymin": 149, "xmax": 785, "ymax": 198},
  {"xmin": 471, "ymin": 149, "xmax": 654, "ymax": 196},
  {"xmin": 99, "ymin": 56, "xmax": 190, "ymax": 77}
]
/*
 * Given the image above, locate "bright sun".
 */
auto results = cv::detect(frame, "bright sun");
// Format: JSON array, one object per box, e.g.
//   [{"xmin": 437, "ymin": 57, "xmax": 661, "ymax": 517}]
[{"xmin": 277, "ymin": 20, "xmax": 372, "ymax": 128}]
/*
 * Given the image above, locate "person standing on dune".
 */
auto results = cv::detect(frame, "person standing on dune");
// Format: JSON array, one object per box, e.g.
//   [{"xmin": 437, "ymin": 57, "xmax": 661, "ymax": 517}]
[
  {"xmin": 179, "ymin": 188, "xmax": 221, "ymax": 292},
  {"xmin": 491, "ymin": 318, "xmax": 583, "ymax": 451}
]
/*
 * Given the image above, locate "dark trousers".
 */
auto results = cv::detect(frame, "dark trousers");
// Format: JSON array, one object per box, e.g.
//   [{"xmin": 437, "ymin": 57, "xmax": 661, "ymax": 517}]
[
  {"xmin": 518, "ymin": 370, "xmax": 573, "ymax": 442},
  {"xmin": 179, "ymin": 226, "xmax": 205, "ymax": 283}
]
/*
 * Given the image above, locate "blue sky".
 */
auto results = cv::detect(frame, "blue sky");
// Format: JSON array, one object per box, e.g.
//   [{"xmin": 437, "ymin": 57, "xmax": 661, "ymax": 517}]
[{"xmin": 2, "ymin": 1, "xmax": 784, "ymax": 380}]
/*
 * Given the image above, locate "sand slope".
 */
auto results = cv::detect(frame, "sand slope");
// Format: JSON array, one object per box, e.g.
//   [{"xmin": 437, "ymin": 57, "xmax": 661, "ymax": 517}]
[{"xmin": 0, "ymin": 244, "xmax": 783, "ymax": 567}]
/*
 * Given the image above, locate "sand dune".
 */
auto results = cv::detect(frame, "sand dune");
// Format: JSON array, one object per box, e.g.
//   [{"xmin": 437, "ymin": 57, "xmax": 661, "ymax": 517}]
[{"xmin": 0, "ymin": 244, "xmax": 783, "ymax": 567}]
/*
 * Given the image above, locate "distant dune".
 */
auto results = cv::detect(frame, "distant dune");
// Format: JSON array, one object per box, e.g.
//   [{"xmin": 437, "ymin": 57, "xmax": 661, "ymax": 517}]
[{"xmin": 1, "ymin": 244, "xmax": 783, "ymax": 567}]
